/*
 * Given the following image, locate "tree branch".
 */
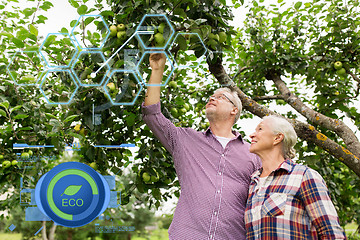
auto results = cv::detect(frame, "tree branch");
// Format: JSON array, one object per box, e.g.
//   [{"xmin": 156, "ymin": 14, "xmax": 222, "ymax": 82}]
[
  {"xmin": 270, "ymin": 74, "xmax": 360, "ymax": 158},
  {"xmin": 207, "ymin": 57, "xmax": 360, "ymax": 178},
  {"xmin": 253, "ymin": 95, "xmax": 283, "ymax": 101}
]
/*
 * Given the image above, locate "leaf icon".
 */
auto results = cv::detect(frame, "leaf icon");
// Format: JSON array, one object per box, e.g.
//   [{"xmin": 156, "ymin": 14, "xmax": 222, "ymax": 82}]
[{"xmin": 61, "ymin": 185, "xmax": 82, "ymax": 196}]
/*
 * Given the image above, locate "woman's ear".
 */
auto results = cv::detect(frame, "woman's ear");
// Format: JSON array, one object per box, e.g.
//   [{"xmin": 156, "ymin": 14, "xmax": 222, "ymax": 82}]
[
  {"xmin": 274, "ymin": 133, "xmax": 284, "ymax": 145},
  {"xmin": 231, "ymin": 107, "xmax": 238, "ymax": 116}
]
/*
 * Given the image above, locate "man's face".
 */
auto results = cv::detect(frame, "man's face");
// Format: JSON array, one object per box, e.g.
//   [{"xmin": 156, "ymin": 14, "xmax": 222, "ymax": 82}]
[{"xmin": 205, "ymin": 91, "xmax": 237, "ymax": 122}]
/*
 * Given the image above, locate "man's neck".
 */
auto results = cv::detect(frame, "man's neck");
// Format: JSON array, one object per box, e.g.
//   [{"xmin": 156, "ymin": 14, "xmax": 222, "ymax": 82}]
[{"xmin": 209, "ymin": 122, "xmax": 235, "ymax": 138}]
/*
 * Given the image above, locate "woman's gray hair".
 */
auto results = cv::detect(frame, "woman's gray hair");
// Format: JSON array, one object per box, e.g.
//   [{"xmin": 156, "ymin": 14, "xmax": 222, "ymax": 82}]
[
  {"xmin": 263, "ymin": 115, "xmax": 297, "ymax": 159},
  {"xmin": 214, "ymin": 87, "xmax": 242, "ymax": 124}
]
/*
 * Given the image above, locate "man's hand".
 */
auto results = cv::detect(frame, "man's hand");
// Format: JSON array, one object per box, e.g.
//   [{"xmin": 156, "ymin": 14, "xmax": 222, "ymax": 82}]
[{"xmin": 149, "ymin": 53, "xmax": 166, "ymax": 71}]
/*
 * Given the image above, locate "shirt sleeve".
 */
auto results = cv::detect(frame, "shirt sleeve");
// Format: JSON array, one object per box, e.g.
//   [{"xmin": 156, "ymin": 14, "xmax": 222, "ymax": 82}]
[
  {"xmin": 299, "ymin": 168, "xmax": 346, "ymax": 239},
  {"xmin": 141, "ymin": 102, "xmax": 179, "ymax": 155}
]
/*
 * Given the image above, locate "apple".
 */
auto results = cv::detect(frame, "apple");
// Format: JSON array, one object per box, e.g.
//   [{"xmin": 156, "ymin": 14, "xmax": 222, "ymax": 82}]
[
  {"xmin": 0, "ymin": 155, "xmax": 3, "ymax": 160},
  {"xmin": 334, "ymin": 61, "xmax": 343, "ymax": 70},
  {"xmin": 170, "ymin": 108, "xmax": 178, "ymax": 116},
  {"xmin": 184, "ymin": 103, "xmax": 191, "ymax": 111},
  {"xmin": 117, "ymin": 23, "xmax": 126, "ymax": 31},
  {"xmin": 164, "ymin": 178, "xmax": 172, "ymax": 184},
  {"xmin": 11, "ymin": 160, "xmax": 18, "ymax": 166},
  {"xmin": 117, "ymin": 31, "xmax": 126, "ymax": 40},
  {"xmin": 106, "ymin": 82, "xmax": 116, "ymax": 92},
  {"xmin": 218, "ymin": 32, "xmax": 227, "ymax": 43},
  {"xmin": 151, "ymin": 175, "xmax": 159, "ymax": 182},
  {"xmin": 209, "ymin": 33, "xmax": 219, "ymax": 42},
  {"xmin": 79, "ymin": 128, "xmax": 86, "ymax": 137},
  {"xmin": 21, "ymin": 152, "xmax": 30, "ymax": 159},
  {"xmin": 207, "ymin": 39, "xmax": 217, "ymax": 49},
  {"xmin": 109, "ymin": 25, "xmax": 117, "ymax": 37},
  {"xmin": 28, "ymin": 150, "xmax": 33, "ymax": 156},
  {"xmin": 142, "ymin": 172, "xmax": 151, "ymax": 182},
  {"xmin": 2, "ymin": 160, "xmax": 11, "ymax": 168},
  {"xmin": 154, "ymin": 33, "xmax": 165, "ymax": 45},
  {"xmin": 158, "ymin": 23, "xmax": 166, "ymax": 33},
  {"xmin": 90, "ymin": 162, "xmax": 98, "ymax": 170},
  {"xmin": 74, "ymin": 124, "xmax": 81, "ymax": 132},
  {"xmin": 336, "ymin": 68, "xmax": 346, "ymax": 76},
  {"xmin": 180, "ymin": 108, "xmax": 187, "ymax": 114},
  {"xmin": 168, "ymin": 81, "xmax": 177, "ymax": 88}
]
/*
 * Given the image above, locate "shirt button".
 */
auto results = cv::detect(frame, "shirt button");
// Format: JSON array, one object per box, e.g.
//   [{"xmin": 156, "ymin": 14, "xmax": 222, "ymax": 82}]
[
  {"xmin": 214, "ymin": 211, "xmax": 217, "ymax": 216},
  {"xmin": 210, "ymin": 235, "xmax": 213, "ymax": 239},
  {"xmin": 221, "ymin": 154, "xmax": 225, "ymax": 157},
  {"xmin": 218, "ymin": 172, "xmax": 222, "ymax": 175},
  {"xmin": 217, "ymin": 190, "xmax": 220, "ymax": 194}
]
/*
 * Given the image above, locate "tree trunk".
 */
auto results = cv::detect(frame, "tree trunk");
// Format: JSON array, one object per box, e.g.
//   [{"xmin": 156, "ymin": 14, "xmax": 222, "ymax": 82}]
[
  {"xmin": 42, "ymin": 221, "xmax": 48, "ymax": 240},
  {"xmin": 127, "ymin": 232, "xmax": 131, "ymax": 240},
  {"xmin": 67, "ymin": 229, "xmax": 73, "ymax": 240},
  {"xmin": 48, "ymin": 223, "xmax": 57, "ymax": 240}
]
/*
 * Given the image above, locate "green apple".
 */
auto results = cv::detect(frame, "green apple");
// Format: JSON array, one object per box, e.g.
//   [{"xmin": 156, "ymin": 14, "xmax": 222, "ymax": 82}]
[
  {"xmin": 21, "ymin": 152, "xmax": 30, "ymax": 159},
  {"xmin": 207, "ymin": 39, "xmax": 217, "ymax": 49},
  {"xmin": 117, "ymin": 31, "xmax": 126, "ymax": 40},
  {"xmin": 170, "ymin": 108, "xmax": 178, "ymax": 116},
  {"xmin": 336, "ymin": 68, "xmax": 346, "ymax": 76},
  {"xmin": 109, "ymin": 25, "xmax": 117, "ymax": 37},
  {"xmin": 180, "ymin": 107, "xmax": 187, "ymax": 114},
  {"xmin": 117, "ymin": 23, "xmax": 126, "ymax": 31},
  {"xmin": 333, "ymin": 61, "xmax": 343, "ymax": 70},
  {"xmin": 154, "ymin": 33, "xmax": 165, "ymax": 45},
  {"xmin": 2, "ymin": 160, "xmax": 11, "ymax": 168},
  {"xmin": 158, "ymin": 23, "xmax": 166, "ymax": 33},
  {"xmin": 151, "ymin": 175, "xmax": 159, "ymax": 182},
  {"xmin": 11, "ymin": 160, "xmax": 18, "ymax": 166},
  {"xmin": 90, "ymin": 162, "xmax": 98, "ymax": 170},
  {"xmin": 184, "ymin": 103, "xmax": 191, "ymax": 111},
  {"xmin": 164, "ymin": 178, "xmax": 172, "ymax": 184},
  {"xmin": 142, "ymin": 172, "xmax": 151, "ymax": 182},
  {"xmin": 218, "ymin": 32, "xmax": 227, "ymax": 43},
  {"xmin": 209, "ymin": 33, "xmax": 219, "ymax": 42},
  {"xmin": 106, "ymin": 82, "xmax": 116, "ymax": 92},
  {"xmin": 0, "ymin": 155, "xmax": 3, "ymax": 160},
  {"xmin": 168, "ymin": 80, "xmax": 177, "ymax": 88},
  {"xmin": 28, "ymin": 150, "xmax": 33, "ymax": 156}
]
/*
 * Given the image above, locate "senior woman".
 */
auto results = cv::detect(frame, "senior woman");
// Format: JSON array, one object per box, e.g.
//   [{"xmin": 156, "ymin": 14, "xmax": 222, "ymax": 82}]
[{"xmin": 245, "ymin": 115, "xmax": 346, "ymax": 239}]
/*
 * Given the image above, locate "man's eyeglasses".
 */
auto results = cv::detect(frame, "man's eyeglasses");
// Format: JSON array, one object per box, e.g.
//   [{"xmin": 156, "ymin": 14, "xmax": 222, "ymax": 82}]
[{"xmin": 207, "ymin": 94, "xmax": 237, "ymax": 107}]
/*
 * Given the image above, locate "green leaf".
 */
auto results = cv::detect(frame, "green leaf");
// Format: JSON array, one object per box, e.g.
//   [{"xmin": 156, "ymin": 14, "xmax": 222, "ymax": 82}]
[
  {"xmin": 10, "ymin": 105, "xmax": 22, "ymax": 113},
  {"xmin": 100, "ymin": 10, "xmax": 114, "ymax": 17},
  {"xmin": 18, "ymin": 126, "xmax": 32, "ymax": 131},
  {"xmin": 13, "ymin": 114, "xmax": 28, "ymax": 119},
  {"xmin": 11, "ymin": 38, "xmax": 24, "ymax": 48},
  {"xmin": 0, "ymin": 109, "xmax": 6, "ymax": 117},
  {"xmin": 77, "ymin": 5, "xmax": 88, "ymax": 15},
  {"xmin": 64, "ymin": 115, "xmax": 79, "ymax": 123},
  {"xmin": 61, "ymin": 185, "xmax": 82, "ymax": 196},
  {"xmin": 45, "ymin": 113, "xmax": 58, "ymax": 119},
  {"xmin": 29, "ymin": 24, "xmax": 38, "ymax": 37},
  {"xmin": 68, "ymin": 0, "xmax": 80, "ymax": 8},
  {"xmin": 294, "ymin": 1, "xmax": 302, "ymax": 10},
  {"xmin": 177, "ymin": 34, "xmax": 187, "ymax": 51},
  {"xmin": 0, "ymin": 101, "xmax": 9, "ymax": 109}
]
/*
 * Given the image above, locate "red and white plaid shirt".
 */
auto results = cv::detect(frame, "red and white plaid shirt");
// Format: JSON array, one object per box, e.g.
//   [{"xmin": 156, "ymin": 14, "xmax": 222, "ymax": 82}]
[{"xmin": 245, "ymin": 159, "xmax": 346, "ymax": 240}]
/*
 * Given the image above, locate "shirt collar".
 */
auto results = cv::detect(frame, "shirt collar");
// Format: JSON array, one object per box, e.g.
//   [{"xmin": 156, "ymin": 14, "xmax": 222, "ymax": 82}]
[
  {"xmin": 251, "ymin": 158, "xmax": 295, "ymax": 180},
  {"xmin": 204, "ymin": 128, "xmax": 243, "ymax": 142}
]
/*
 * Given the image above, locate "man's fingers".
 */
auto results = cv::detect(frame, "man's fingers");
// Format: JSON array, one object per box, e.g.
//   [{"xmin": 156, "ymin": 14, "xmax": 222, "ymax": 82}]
[{"xmin": 150, "ymin": 53, "xmax": 164, "ymax": 61}]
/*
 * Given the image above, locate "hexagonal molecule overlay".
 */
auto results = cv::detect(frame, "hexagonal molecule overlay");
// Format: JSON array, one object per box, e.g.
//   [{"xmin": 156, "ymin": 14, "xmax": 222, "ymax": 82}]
[
  {"xmin": 137, "ymin": 51, "xmax": 174, "ymax": 87},
  {"xmin": 72, "ymin": 51, "xmax": 110, "ymax": 87},
  {"xmin": 104, "ymin": 70, "xmax": 143, "ymax": 106},
  {"xmin": 101, "ymin": 32, "xmax": 144, "ymax": 71},
  {"xmin": 71, "ymin": 15, "xmax": 110, "ymax": 50},
  {"xmin": 168, "ymin": 33, "xmax": 207, "ymax": 69},
  {"xmin": 6, "ymin": 51, "xmax": 46, "ymax": 85},
  {"xmin": 136, "ymin": 14, "xmax": 175, "ymax": 49},
  {"xmin": 39, "ymin": 33, "xmax": 78, "ymax": 68},
  {"xmin": 40, "ymin": 69, "xmax": 78, "ymax": 105}
]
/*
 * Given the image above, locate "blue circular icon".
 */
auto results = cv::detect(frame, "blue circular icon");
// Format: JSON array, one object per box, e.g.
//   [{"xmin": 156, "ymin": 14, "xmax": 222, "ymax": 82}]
[{"xmin": 35, "ymin": 162, "xmax": 110, "ymax": 228}]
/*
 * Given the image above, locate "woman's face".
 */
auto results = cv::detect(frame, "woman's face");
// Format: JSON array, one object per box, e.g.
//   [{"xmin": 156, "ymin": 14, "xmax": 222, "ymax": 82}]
[{"xmin": 249, "ymin": 119, "xmax": 277, "ymax": 155}]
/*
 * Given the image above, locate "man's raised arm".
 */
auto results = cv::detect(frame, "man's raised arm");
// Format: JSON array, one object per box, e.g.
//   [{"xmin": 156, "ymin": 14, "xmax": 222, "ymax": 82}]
[{"xmin": 144, "ymin": 53, "xmax": 166, "ymax": 106}]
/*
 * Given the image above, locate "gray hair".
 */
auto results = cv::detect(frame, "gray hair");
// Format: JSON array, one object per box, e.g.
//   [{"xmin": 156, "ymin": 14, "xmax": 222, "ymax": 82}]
[
  {"xmin": 263, "ymin": 115, "xmax": 297, "ymax": 159},
  {"xmin": 214, "ymin": 87, "xmax": 242, "ymax": 124}
]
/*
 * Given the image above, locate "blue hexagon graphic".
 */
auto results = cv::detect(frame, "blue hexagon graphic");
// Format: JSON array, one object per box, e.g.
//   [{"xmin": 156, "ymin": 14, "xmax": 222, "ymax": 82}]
[
  {"xmin": 39, "ymin": 69, "xmax": 79, "ymax": 105},
  {"xmin": 168, "ymin": 32, "xmax": 208, "ymax": 69},
  {"xmin": 71, "ymin": 50, "xmax": 110, "ymax": 87},
  {"xmin": 136, "ymin": 51, "xmax": 175, "ymax": 87},
  {"xmin": 6, "ymin": 50, "xmax": 46, "ymax": 86},
  {"xmin": 39, "ymin": 33, "xmax": 78, "ymax": 68},
  {"xmin": 103, "ymin": 70, "xmax": 143, "ymax": 106},
  {"xmin": 135, "ymin": 14, "xmax": 175, "ymax": 50},
  {"xmin": 71, "ymin": 15, "xmax": 110, "ymax": 50}
]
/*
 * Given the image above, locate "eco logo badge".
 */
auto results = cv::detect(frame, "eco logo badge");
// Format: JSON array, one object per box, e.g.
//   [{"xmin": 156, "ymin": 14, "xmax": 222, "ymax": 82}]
[{"xmin": 35, "ymin": 162, "xmax": 110, "ymax": 227}]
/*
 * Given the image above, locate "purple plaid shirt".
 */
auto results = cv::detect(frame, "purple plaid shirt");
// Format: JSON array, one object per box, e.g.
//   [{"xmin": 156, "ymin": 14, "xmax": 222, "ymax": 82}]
[{"xmin": 142, "ymin": 102, "xmax": 261, "ymax": 240}]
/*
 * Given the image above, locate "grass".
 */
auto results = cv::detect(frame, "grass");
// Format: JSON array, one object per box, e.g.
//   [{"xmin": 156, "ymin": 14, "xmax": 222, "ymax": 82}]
[{"xmin": 0, "ymin": 233, "xmax": 22, "ymax": 240}]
